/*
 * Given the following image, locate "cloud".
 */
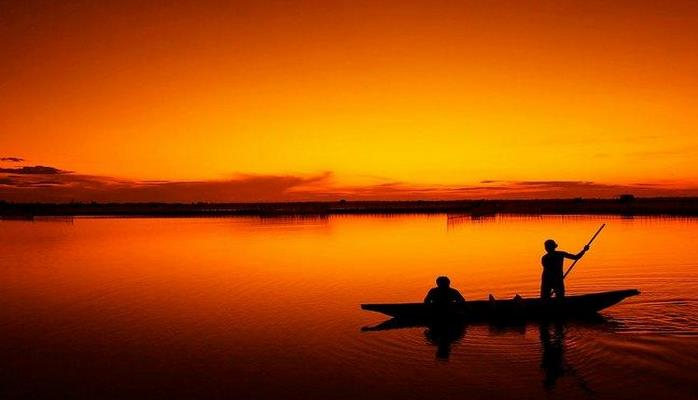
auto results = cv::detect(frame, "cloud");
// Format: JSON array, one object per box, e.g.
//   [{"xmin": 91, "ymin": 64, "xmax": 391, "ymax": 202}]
[
  {"xmin": 0, "ymin": 168, "xmax": 334, "ymax": 202},
  {"xmin": 0, "ymin": 157, "xmax": 24, "ymax": 162},
  {"xmin": 2, "ymin": 163, "xmax": 698, "ymax": 202},
  {"xmin": 0, "ymin": 165, "xmax": 65, "ymax": 174},
  {"xmin": 291, "ymin": 179, "xmax": 698, "ymax": 201}
]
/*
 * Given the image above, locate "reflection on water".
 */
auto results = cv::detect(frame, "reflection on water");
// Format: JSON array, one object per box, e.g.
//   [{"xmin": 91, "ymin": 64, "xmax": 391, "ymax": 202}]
[
  {"xmin": 539, "ymin": 321, "xmax": 598, "ymax": 396},
  {"xmin": 363, "ymin": 316, "xmax": 615, "ymax": 394},
  {"xmin": 540, "ymin": 321, "xmax": 565, "ymax": 389},
  {"xmin": 257, "ymin": 214, "xmax": 330, "ymax": 226},
  {"xmin": 363, "ymin": 318, "xmax": 469, "ymax": 360},
  {"xmin": 1, "ymin": 215, "xmax": 698, "ymax": 399},
  {"xmin": 425, "ymin": 321, "xmax": 467, "ymax": 360}
]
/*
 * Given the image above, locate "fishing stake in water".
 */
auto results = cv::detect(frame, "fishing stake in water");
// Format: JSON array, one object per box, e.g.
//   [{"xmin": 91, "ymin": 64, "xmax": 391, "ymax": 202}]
[{"xmin": 563, "ymin": 223, "xmax": 606, "ymax": 280}]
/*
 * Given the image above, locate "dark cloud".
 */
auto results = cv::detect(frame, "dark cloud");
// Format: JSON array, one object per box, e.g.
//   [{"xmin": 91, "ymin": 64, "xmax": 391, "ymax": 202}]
[
  {"xmin": 0, "ymin": 165, "xmax": 65, "ymax": 174},
  {"xmin": 292, "ymin": 180, "xmax": 698, "ymax": 201},
  {"xmin": 0, "ymin": 157, "xmax": 24, "ymax": 162},
  {"xmin": 514, "ymin": 180, "xmax": 593, "ymax": 186},
  {"xmin": 2, "ymin": 167, "xmax": 698, "ymax": 202},
  {"xmin": 0, "ymin": 171, "xmax": 333, "ymax": 202},
  {"xmin": 455, "ymin": 180, "xmax": 698, "ymax": 199}
]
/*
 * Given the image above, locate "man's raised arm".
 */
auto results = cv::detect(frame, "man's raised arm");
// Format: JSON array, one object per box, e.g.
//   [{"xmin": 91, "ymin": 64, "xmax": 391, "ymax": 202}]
[{"xmin": 563, "ymin": 245, "xmax": 590, "ymax": 260}]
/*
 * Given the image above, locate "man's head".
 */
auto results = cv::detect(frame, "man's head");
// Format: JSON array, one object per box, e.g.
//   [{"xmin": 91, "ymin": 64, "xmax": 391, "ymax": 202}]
[
  {"xmin": 436, "ymin": 276, "xmax": 451, "ymax": 288},
  {"xmin": 544, "ymin": 239, "xmax": 558, "ymax": 252}
]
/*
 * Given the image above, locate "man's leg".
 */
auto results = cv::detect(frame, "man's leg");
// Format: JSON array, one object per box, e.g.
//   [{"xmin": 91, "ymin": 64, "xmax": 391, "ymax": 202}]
[
  {"xmin": 541, "ymin": 280, "xmax": 552, "ymax": 299},
  {"xmin": 553, "ymin": 283, "xmax": 565, "ymax": 298}
]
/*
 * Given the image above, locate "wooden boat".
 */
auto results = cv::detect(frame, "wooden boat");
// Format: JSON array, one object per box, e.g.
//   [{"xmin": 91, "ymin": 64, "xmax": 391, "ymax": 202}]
[{"xmin": 361, "ymin": 289, "xmax": 639, "ymax": 321}]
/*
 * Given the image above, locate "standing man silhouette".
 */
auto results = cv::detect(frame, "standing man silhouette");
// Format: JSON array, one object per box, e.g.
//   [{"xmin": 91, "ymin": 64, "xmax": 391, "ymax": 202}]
[{"xmin": 541, "ymin": 240, "xmax": 589, "ymax": 299}]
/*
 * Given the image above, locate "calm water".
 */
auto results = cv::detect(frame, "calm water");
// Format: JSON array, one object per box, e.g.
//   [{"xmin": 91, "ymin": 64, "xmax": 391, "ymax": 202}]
[{"xmin": 1, "ymin": 215, "xmax": 697, "ymax": 399}]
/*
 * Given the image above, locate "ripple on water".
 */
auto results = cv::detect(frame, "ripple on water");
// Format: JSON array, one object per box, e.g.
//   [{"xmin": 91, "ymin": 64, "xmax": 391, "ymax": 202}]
[
  {"xmin": 604, "ymin": 299, "xmax": 698, "ymax": 335},
  {"xmin": 348, "ymin": 320, "xmax": 698, "ymax": 399}
]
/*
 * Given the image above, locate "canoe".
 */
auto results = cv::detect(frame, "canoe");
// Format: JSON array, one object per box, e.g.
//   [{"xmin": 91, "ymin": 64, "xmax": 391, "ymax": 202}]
[{"xmin": 361, "ymin": 289, "xmax": 639, "ymax": 321}]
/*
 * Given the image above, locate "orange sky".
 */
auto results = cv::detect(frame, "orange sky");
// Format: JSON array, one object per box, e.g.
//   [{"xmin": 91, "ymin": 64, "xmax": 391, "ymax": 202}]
[{"xmin": 2, "ymin": 0, "xmax": 698, "ymax": 201}]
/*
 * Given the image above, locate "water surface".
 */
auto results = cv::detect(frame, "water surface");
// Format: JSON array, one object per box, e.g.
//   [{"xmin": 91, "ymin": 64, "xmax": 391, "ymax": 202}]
[{"xmin": 1, "ymin": 215, "xmax": 697, "ymax": 399}]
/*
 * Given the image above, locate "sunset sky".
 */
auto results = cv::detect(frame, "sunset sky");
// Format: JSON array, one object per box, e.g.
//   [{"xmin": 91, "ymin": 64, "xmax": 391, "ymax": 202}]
[{"xmin": 2, "ymin": 0, "xmax": 698, "ymax": 202}]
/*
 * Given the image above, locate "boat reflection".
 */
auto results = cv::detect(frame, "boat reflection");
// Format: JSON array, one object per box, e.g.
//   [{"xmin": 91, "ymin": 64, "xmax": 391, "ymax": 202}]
[
  {"xmin": 363, "ymin": 316, "xmax": 615, "ymax": 391},
  {"xmin": 362, "ymin": 318, "xmax": 467, "ymax": 360}
]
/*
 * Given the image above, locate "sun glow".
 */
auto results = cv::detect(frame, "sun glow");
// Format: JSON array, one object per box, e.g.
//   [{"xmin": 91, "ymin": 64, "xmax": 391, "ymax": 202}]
[{"xmin": 2, "ymin": 1, "xmax": 698, "ymax": 201}]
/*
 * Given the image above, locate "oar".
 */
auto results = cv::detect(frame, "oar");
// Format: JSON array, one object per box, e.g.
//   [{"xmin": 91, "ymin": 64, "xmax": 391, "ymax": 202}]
[{"xmin": 563, "ymin": 223, "xmax": 606, "ymax": 280}]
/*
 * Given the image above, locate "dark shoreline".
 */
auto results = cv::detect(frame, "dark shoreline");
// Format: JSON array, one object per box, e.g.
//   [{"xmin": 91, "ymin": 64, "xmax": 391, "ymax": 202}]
[{"xmin": 2, "ymin": 197, "xmax": 698, "ymax": 218}]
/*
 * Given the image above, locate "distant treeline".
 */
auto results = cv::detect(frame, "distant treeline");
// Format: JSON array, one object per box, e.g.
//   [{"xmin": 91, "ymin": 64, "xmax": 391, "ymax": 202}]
[{"xmin": 2, "ymin": 196, "xmax": 698, "ymax": 218}]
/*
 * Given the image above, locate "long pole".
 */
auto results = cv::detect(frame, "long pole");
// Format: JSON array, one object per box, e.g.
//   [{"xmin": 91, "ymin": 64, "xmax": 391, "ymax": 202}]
[{"xmin": 563, "ymin": 223, "xmax": 606, "ymax": 280}]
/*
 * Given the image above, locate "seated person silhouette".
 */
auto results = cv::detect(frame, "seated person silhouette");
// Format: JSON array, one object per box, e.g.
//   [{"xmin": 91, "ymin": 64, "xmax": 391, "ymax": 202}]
[
  {"xmin": 424, "ymin": 276, "xmax": 466, "ymax": 304},
  {"xmin": 541, "ymin": 240, "xmax": 589, "ymax": 299}
]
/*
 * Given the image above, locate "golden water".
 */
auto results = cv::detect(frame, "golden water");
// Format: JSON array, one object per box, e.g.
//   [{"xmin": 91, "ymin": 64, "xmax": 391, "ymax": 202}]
[{"xmin": 1, "ymin": 215, "xmax": 697, "ymax": 399}]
